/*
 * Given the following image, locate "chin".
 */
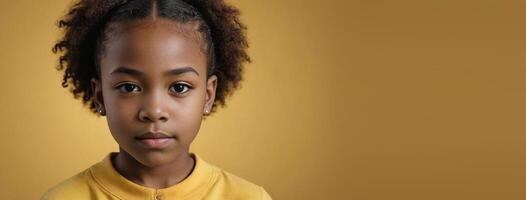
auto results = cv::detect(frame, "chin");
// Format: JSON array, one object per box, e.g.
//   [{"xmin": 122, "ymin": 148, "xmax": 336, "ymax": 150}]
[{"xmin": 131, "ymin": 149, "xmax": 179, "ymax": 167}]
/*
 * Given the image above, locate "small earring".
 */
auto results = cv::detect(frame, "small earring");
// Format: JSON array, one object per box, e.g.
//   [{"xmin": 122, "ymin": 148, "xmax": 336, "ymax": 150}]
[
  {"xmin": 96, "ymin": 104, "xmax": 105, "ymax": 115},
  {"xmin": 204, "ymin": 109, "xmax": 209, "ymax": 114}
]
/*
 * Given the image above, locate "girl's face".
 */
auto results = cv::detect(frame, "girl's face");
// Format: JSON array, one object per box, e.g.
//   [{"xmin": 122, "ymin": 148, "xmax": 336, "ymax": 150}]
[{"xmin": 91, "ymin": 18, "xmax": 217, "ymax": 167}]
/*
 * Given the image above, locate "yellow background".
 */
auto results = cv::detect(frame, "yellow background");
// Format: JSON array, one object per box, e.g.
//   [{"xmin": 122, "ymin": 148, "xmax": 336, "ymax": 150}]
[{"xmin": 1, "ymin": 0, "xmax": 525, "ymax": 199}]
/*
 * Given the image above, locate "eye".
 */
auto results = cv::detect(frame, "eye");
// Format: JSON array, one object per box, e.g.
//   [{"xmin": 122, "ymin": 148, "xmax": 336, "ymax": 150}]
[
  {"xmin": 170, "ymin": 83, "xmax": 192, "ymax": 94},
  {"xmin": 115, "ymin": 83, "xmax": 141, "ymax": 93}
]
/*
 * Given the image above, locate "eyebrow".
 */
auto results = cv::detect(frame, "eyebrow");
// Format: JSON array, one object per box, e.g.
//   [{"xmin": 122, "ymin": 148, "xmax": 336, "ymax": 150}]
[{"xmin": 110, "ymin": 66, "xmax": 200, "ymax": 77}]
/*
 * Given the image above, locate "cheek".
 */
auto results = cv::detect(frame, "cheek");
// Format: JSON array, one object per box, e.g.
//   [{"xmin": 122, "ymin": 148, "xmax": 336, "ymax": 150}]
[
  {"xmin": 178, "ymin": 94, "xmax": 205, "ymax": 116},
  {"xmin": 108, "ymin": 101, "xmax": 137, "ymax": 123},
  {"xmin": 176, "ymin": 91, "xmax": 207, "ymax": 140},
  {"xmin": 104, "ymin": 93, "xmax": 139, "ymax": 131}
]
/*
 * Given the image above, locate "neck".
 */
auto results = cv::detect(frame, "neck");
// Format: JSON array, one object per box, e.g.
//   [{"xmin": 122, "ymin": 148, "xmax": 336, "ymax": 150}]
[{"xmin": 112, "ymin": 147, "xmax": 195, "ymax": 189}]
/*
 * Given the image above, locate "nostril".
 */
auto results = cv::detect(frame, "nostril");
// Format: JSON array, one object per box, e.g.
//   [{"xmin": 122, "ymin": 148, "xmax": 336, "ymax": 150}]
[
  {"xmin": 139, "ymin": 112, "xmax": 169, "ymax": 122},
  {"xmin": 140, "ymin": 116, "xmax": 152, "ymax": 122},
  {"xmin": 138, "ymin": 104, "xmax": 169, "ymax": 122}
]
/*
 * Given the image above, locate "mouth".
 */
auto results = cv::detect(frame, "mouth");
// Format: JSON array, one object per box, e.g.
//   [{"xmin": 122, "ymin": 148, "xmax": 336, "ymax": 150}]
[
  {"xmin": 135, "ymin": 131, "xmax": 174, "ymax": 140},
  {"xmin": 135, "ymin": 131, "xmax": 175, "ymax": 148}
]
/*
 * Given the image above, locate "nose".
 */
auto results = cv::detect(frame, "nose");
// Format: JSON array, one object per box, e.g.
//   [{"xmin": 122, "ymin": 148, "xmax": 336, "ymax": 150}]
[{"xmin": 138, "ymin": 90, "xmax": 170, "ymax": 123}]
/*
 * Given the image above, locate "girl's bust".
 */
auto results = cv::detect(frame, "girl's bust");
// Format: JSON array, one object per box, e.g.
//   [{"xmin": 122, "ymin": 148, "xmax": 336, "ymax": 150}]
[{"xmin": 42, "ymin": 0, "xmax": 271, "ymax": 199}]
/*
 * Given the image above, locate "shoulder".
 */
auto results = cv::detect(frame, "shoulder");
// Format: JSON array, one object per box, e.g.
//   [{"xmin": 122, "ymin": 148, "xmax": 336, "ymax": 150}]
[
  {"xmin": 208, "ymin": 166, "xmax": 272, "ymax": 200},
  {"xmin": 41, "ymin": 169, "xmax": 93, "ymax": 200}
]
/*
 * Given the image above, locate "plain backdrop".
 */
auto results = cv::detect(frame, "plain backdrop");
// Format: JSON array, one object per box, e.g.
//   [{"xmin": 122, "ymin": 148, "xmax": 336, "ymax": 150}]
[{"xmin": 1, "ymin": 0, "xmax": 526, "ymax": 199}]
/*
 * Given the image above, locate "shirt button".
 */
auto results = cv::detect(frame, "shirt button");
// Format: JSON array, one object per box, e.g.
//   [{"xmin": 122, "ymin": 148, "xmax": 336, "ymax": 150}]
[{"xmin": 155, "ymin": 194, "xmax": 164, "ymax": 200}]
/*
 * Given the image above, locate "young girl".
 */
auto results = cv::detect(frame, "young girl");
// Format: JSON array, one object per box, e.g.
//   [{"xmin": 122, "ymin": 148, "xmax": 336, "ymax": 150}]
[{"xmin": 42, "ymin": 0, "xmax": 271, "ymax": 199}]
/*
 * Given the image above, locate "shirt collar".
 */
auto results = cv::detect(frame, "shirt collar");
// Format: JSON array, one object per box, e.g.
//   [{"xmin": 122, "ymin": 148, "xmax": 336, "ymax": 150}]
[{"xmin": 89, "ymin": 152, "xmax": 218, "ymax": 199}]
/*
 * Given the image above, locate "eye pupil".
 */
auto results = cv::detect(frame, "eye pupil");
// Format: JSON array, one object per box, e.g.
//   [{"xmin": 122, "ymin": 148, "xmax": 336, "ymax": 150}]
[
  {"xmin": 171, "ymin": 84, "xmax": 190, "ymax": 94},
  {"xmin": 125, "ymin": 84, "xmax": 135, "ymax": 92},
  {"xmin": 174, "ymin": 84, "xmax": 185, "ymax": 92}
]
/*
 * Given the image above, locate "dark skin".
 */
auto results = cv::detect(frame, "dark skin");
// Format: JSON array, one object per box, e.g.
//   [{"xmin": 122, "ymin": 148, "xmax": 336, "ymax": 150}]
[{"xmin": 90, "ymin": 18, "xmax": 217, "ymax": 189}]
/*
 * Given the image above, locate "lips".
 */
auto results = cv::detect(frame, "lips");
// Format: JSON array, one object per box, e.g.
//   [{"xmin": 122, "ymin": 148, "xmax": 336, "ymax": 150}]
[
  {"xmin": 135, "ymin": 131, "xmax": 175, "ymax": 148},
  {"xmin": 135, "ymin": 132, "xmax": 174, "ymax": 140}
]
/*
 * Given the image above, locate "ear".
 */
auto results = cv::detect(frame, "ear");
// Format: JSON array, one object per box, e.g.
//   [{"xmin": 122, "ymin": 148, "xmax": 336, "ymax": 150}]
[
  {"xmin": 204, "ymin": 75, "xmax": 218, "ymax": 114},
  {"xmin": 91, "ymin": 78, "xmax": 105, "ymax": 113}
]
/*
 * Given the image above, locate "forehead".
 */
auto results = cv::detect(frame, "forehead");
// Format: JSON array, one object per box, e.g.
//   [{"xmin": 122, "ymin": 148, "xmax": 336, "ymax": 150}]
[{"xmin": 100, "ymin": 18, "xmax": 206, "ymax": 76}]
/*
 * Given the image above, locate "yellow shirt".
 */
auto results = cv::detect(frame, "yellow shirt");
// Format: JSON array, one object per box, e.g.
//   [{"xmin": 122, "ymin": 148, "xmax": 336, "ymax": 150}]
[{"xmin": 42, "ymin": 152, "xmax": 272, "ymax": 200}]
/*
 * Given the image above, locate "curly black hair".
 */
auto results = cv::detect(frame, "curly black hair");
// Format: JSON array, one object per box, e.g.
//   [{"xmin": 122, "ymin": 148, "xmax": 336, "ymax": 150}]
[{"xmin": 52, "ymin": 0, "xmax": 250, "ymax": 116}]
